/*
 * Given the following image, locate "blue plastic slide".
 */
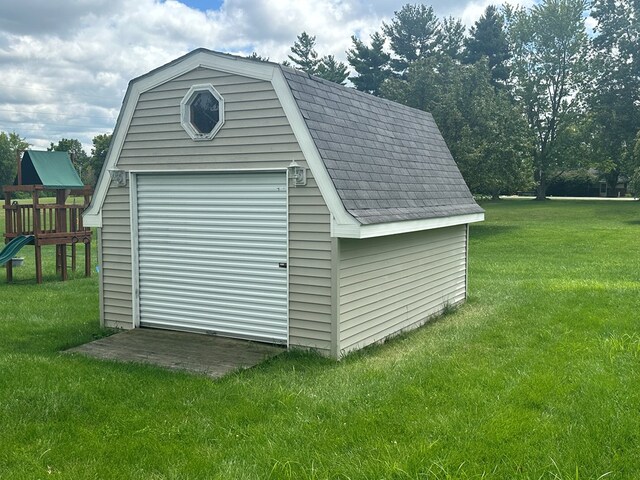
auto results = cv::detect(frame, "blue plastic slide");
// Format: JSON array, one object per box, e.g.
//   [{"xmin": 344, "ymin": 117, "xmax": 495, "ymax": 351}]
[{"xmin": 0, "ymin": 235, "xmax": 34, "ymax": 265}]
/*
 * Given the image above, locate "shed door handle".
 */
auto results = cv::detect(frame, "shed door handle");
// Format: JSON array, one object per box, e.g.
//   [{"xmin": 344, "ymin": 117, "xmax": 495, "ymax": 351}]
[{"xmin": 278, "ymin": 262, "xmax": 287, "ymax": 268}]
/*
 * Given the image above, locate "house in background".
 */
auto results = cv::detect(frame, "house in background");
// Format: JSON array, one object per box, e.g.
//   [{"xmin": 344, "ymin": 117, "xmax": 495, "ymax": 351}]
[
  {"xmin": 83, "ymin": 49, "xmax": 484, "ymax": 358},
  {"xmin": 598, "ymin": 176, "xmax": 628, "ymax": 197}
]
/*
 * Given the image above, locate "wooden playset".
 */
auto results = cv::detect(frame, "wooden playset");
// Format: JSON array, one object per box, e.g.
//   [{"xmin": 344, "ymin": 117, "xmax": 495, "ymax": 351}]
[{"xmin": 2, "ymin": 150, "xmax": 92, "ymax": 283}]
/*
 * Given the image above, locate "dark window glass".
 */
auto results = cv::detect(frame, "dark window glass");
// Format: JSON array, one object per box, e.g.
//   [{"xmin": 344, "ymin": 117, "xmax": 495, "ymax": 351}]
[{"xmin": 189, "ymin": 91, "xmax": 219, "ymax": 134}]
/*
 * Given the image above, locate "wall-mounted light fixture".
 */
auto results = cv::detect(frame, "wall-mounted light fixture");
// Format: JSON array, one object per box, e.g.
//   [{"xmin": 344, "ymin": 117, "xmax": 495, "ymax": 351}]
[
  {"xmin": 108, "ymin": 169, "xmax": 128, "ymax": 187},
  {"xmin": 288, "ymin": 160, "xmax": 307, "ymax": 187}
]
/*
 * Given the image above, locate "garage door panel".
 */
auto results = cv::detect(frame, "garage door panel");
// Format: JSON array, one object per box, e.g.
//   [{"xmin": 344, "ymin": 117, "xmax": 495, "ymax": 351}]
[
  {"xmin": 138, "ymin": 215, "xmax": 287, "ymax": 226},
  {"xmin": 142, "ymin": 289, "xmax": 288, "ymax": 308},
  {"xmin": 140, "ymin": 307, "xmax": 287, "ymax": 328},
  {"xmin": 141, "ymin": 299, "xmax": 287, "ymax": 318},
  {"xmin": 139, "ymin": 256, "xmax": 285, "ymax": 271},
  {"xmin": 139, "ymin": 275, "xmax": 286, "ymax": 293},
  {"xmin": 140, "ymin": 267, "xmax": 286, "ymax": 285},
  {"xmin": 138, "ymin": 236, "xmax": 286, "ymax": 251},
  {"xmin": 141, "ymin": 315, "xmax": 287, "ymax": 340},
  {"xmin": 139, "ymin": 250, "xmax": 285, "ymax": 265},
  {"xmin": 136, "ymin": 172, "xmax": 288, "ymax": 343}
]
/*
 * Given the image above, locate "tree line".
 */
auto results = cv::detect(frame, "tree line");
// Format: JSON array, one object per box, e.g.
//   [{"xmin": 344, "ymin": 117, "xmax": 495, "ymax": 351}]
[
  {"xmin": 0, "ymin": 133, "xmax": 112, "ymax": 192},
  {"xmin": 2, "ymin": 1, "xmax": 638, "ymax": 199},
  {"xmin": 275, "ymin": 0, "xmax": 640, "ymax": 199}
]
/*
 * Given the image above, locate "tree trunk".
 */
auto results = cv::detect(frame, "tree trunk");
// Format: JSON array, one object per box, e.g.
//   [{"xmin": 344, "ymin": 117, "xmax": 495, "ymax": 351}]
[
  {"xmin": 535, "ymin": 175, "xmax": 547, "ymax": 201},
  {"xmin": 491, "ymin": 188, "xmax": 500, "ymax": 200},
  {"xmin": 606, "ymin": 172, "xmax": 619, "ymax": 197}
]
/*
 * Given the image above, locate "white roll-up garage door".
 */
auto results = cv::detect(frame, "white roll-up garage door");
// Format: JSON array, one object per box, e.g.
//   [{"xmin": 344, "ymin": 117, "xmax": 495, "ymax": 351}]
[{"xmin": 135, "ymin": 172, "xmax": 288, "ymax": 343}]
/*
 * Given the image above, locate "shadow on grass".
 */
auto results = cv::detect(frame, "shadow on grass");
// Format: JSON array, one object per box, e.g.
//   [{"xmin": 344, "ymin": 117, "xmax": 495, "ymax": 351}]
[{"xmin": 623, "ymin": 219, "xmax": 640, "ymax": 225}]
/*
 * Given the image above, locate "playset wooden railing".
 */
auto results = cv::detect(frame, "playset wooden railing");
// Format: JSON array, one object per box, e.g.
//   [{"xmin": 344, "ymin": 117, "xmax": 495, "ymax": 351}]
[{"xmin": 3, "ymin": 185, "xmax": 93, "ymax": 283}]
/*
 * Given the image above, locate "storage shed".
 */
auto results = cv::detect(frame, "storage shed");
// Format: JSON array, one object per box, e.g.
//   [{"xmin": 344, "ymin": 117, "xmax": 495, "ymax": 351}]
[{"xmin": 83, "ymin": 49, "xmax": 484, "ymax": 358}]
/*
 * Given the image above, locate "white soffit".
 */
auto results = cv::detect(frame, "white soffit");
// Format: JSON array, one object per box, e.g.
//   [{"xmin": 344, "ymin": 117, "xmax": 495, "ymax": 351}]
[{"xmin": 332, "ymin": 213, "xmax": 485, "ymax": 239}]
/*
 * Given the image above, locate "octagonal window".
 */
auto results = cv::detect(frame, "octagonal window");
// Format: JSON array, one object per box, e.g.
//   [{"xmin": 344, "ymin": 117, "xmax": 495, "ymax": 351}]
[
  {"xmin": 190, "ymin": 91, "xmax": 219, "ymax": 134},
  {"xmin": 180, "ymin": 84, "xmax": 224, "ymax": 140}
]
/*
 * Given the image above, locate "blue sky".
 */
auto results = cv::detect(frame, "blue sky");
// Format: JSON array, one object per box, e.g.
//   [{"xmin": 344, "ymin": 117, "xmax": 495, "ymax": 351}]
[{"xmin": 179, "ymin": 0, "xmax": 225, "ymax": 10}]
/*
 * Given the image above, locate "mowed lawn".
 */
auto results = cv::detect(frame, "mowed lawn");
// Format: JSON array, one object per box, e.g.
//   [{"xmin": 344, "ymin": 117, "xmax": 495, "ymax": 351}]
[{"xmin": 0, "ymin": 200, "xmax": 639, "ymax": 479}]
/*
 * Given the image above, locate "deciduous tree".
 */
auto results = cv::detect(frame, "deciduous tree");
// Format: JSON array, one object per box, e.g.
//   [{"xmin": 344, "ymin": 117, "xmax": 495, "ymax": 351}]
[
  {"xmin": 89, "ymin": 133, "xmax": 112, "ymax": 187},
  {"xmin": 629, "ymin": 131, "xmax": 640, "ymax": 198},
  {"xmin": 0, "ymin": 132, "xmax": 29, "ymax": 192},
  {"xmin": 587, "ymin": 0, "xmax": 640, "ymax": 195},
  {"xmin": 505, "ymin": 0, "xmax": 589, "ymax": 200},
  {"xmin": 381, "ymin": 58, "xmax": 532, "ymax": 197},
  {"xmin": 48, "ymin": 138, "xmax": 90, "ymax": 184},
  {"xmin": 456, "ymin": 63, "xmax": 532, "ymax": 198}
]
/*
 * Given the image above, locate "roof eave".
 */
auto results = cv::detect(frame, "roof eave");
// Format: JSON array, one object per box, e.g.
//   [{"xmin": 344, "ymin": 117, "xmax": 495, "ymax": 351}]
[{"xmin": 332, "ymin": 212, "xmax": 485, "ymax": 239}]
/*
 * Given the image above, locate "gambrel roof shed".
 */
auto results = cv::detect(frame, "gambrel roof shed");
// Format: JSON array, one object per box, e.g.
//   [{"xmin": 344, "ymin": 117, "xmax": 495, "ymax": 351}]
[
  {"xmin": 85, "ymin": 49, "xmax": 483, "ymax": 358},
  {"xmin": 86, "ymin": 49, "xmax": 482, "ymax": 234}
]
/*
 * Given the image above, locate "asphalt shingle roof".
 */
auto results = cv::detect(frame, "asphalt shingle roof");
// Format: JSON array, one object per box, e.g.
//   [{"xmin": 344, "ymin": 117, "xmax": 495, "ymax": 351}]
[{"xmin": 281, "ymin": 67, "xmax": 483, "ymax": 225}]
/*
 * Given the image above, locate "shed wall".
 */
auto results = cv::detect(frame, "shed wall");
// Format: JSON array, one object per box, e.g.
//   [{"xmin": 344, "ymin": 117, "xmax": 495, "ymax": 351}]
[
  {"xmin": 101, "ymin": 184, "xmax": 132, "ymax": 329},
  {"xmin": 100, "ymin": 67, "xmax": 332, "ymax": 354},
  {"xmin": 338, "ymin": 225, "xmax": 467, "ymax": 354}
]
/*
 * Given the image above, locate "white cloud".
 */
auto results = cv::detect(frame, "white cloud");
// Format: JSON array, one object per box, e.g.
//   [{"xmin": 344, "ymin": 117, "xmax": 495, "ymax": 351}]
[{"xmin": 0, "ymin": 0, "xmax": 534, "ymax": 152}]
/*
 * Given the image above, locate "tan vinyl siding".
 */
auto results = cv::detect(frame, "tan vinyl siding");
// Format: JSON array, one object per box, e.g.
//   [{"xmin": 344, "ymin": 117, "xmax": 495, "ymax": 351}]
[
  {"xmin": 101, "ymin": 66, "xmax": 332, "ymax": 354},
  {"xmin": 97, "ymin": 228, "xmax": 104, "ymax": 327},
  {"xmin": 287, "ymin": 178, "xmax": 332, "ymax": 355},
  {"xmin": 101, "ymin": 184, "xmax": 133, "ymax": 329},
  {"xmin": 338, "ymin": 225, "xmax": 468, "ymax": 355}
]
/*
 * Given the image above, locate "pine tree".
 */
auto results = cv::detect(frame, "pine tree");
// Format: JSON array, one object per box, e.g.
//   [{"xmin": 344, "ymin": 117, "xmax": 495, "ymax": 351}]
[
  {"xmin": 246, "ymin": 52, "xmax": 269, "ymax": 62},
  {"xmin": 382, "ymin": 4, "xmax": 441, "ymax": 74},
  {"xmin": 441, "ymin": 17, "xmax": 466, "ymax": 62},
  {"xmin": 316, "ymin": 55, "xmax": 349, "ymax": 85},
  {"xmin": 346, "ymin": 32, "xmax": 391, "ymax": 95},
  {"xmin": 287, "ymin": 32, "xmax": 319, "ymax": 74},
  {"xmin": 464, "ymin": 5, "xmax": 511, "ymax": 85}
]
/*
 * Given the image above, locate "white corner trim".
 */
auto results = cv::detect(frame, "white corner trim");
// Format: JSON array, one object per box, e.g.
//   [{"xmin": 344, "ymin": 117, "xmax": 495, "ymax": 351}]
[
  {"xmin": 83, "ymin": 51, "xmax": 277, "ymax": 228},
  {"xmin": 271, "ymin": 69, "xmax": 359, "ymax": 228},
  {"xmin": 129, "ymin": 172, "xmax": 140, "ymax": 328},
  {"xmin": 332, "ymin": 212, "xmax": 485, "ymax": 239},
  {"xmin": 83, "ymin": 207, "xmax": 103, "ymax": 228}
]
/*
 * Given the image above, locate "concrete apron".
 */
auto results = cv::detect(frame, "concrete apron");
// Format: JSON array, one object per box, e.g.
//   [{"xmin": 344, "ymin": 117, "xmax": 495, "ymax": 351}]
[{"xmin": 66, "ymin": 328, "xmax": 285, "ymax": 379}]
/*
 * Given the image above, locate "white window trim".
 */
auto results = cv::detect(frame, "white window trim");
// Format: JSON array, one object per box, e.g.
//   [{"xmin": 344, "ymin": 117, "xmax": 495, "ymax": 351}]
[{"xmin": 180, "ymin": 83, "xmax": 224, "ymax": 140}]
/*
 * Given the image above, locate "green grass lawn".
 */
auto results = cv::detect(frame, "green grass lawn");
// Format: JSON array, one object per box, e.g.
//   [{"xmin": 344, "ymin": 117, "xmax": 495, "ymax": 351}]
[{"xmin": 1, "ymin": 200, "xmax": 639, "ymax": 479}]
